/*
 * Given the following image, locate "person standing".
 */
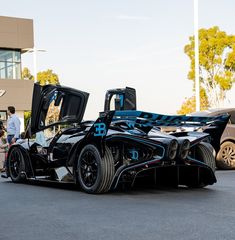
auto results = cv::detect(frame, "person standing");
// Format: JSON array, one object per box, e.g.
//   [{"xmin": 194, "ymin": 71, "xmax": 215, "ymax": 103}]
[
  {"xmin": 6, "ymin": 106, "xmax": 21, "ymax": 144},
  {"xmin": 0, "ymin": 130, "xmax": 8, "ymax": 172},
  {"xmin": 1, "ymin": 106, "xmax": 21, "ymax": 177}
]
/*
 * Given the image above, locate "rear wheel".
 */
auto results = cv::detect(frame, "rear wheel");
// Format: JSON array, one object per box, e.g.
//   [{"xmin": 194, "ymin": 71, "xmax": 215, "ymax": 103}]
[
  {"xmin": 7, "ymin": 147, "xmax": 26, "ymax": 183},
  {"xmin": 216, "ymin": 141, "xmax": 235, "ymax": 169},
  {"xmin": 195, "ymin": 142, "xmax": 216, "ymax": 172},
  {"xmin": 77, "ymin": 145, "xmax": 114, "ymax": 193},
  {"xmin": 187, "ymin": 142, "xmax": 215, "ymax": 188}
]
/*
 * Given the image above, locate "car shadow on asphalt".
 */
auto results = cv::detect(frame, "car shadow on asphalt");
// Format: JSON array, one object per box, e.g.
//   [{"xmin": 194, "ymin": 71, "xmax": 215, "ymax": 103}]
[
  {"xmin": 111, "ymin": 184, "xmax": 215, "ymax": 196},
  {"xmin": 1, "ymin": 178, "xmax": 215, "ymax": 196}
]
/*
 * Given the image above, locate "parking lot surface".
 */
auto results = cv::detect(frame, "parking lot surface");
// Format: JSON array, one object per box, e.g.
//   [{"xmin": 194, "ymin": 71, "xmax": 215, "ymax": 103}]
[{"xmin": 0, "ymin": 171, "xmax": 235, "ymax": 240}]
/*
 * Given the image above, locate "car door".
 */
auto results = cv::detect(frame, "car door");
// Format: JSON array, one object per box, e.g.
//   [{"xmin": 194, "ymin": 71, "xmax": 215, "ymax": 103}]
[{"xmin": 30, "ymin": 83, "xmax": 89, "ymax": 134}]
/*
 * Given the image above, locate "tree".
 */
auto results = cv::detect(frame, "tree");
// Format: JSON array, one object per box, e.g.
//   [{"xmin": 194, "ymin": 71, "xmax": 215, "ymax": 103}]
[
  {"xmin": 37, "ymin": 69, "xmax": 59, "ymax": 86},
  {"xmin": 184, "ymin": 26, "xmax": 235, "ymax": 109},
  {"xmin": 24, "ymin": 111, "xmax": 31, "ymax": 129},
  {"xmin": 22, "ymin": 67, "xmax": 34, "ymax": 80},
  {"xmin": 177, "ymin": 89, "xmax": 209, "ymax": 115},
  {"xmin": 22, "ymin": 68, "xmax": 60, "ymax": 86}
]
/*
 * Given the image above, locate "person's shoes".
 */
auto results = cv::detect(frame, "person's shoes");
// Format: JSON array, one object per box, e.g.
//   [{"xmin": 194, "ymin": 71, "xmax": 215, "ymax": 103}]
[
  {"xmin": 0, "ymin": 168, "xmax": 5, "ymax": 173},
  {"xmin": 1, "ymin": 173, "xmax": 8, "ymax": 178}
]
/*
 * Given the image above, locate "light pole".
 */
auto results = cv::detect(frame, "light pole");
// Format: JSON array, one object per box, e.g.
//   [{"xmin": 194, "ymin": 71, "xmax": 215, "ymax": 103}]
[
  {"xmin": 194, "ymin": 0, "xmax": 200, "ymax": 111},
  {"xmin": 23, "ymin": 47, "xmax": 46, "ymax": 82}
]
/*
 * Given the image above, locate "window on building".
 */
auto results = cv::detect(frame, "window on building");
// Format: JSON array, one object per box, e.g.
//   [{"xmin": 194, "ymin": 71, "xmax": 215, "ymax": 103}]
[{"xmin": 0, "ymin": 49, "xmax": 21, "ymax": 79}]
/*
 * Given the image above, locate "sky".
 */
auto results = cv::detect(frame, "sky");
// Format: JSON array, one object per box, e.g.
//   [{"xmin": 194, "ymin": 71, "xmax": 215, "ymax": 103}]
[{"xmin": 1, "ymin": 0, "xmax": 235, "ymax": 119}]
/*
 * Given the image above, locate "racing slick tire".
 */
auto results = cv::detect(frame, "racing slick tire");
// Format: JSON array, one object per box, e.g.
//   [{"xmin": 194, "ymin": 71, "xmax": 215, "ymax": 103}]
[
  {"xmin": 187, "ymin": 142, "xmax": 215, "ymax": 188},
  {"xmin": 216, "ymin": 141, "xmax": 235, "ymax": 170},
  {"xmin": 196, "ymin": 142, "xmax": 216, "ymax": 173},
  {"xmin": 196, "ymin": 142, "xmax": 216, "ymax": 172},
  {"xmin": 202, "ymin": 142, "xmax": 216, "ymax": 158},
  {"xmin": 7, "ymin": 147, "xmax": 26, "ymax": 183},
  {"xmin": 77, "ymin": 144, "xmax": 114, "ymax": 194}
]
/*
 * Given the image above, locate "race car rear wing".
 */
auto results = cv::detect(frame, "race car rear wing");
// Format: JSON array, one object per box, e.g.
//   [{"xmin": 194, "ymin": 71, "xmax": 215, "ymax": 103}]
[
  {"xmin": 87, "ymin": 110, "xmax": 229, "ymax": 154},
  {"xmin": 112, "ymin": 110, "xmax": 229, "ymax": 128},
  {"xmin": 113, "ymin": 110, "xmax": 229, "ymax": 152}
]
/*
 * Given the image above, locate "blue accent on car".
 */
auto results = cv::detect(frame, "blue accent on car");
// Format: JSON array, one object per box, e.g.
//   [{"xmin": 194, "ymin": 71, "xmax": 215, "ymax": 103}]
[
  {"xmin": 129, "ymin": 149, "xmax": 139, "ymax": 160},
  {"xmin": 127, "ymin": 129, "xmax": 146, "ymax": 136},
  {"xmin": 105, "ymin": 135, "xmax": 165, "ymax": 159},
  {"xmin": 113, "ymin": 110, "xmax": 229, "ymax": 127},
  {"xmin": 118, "ymin": 94, "xmax": 124, "ymax": 108},
  {"xmin": 94, "ymin": 123, "xmax": 107, "ymax": 137},
  {"xmin": 127, "ymin": 121, "xmax": 135, "ymax": 128},
  {"xmin": 49, "ymin": 90, "xmax": 58, "ymax": 103}
]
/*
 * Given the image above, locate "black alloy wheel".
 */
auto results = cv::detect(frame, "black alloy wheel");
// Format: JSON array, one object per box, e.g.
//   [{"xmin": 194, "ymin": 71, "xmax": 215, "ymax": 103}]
[
  {"xmin": 7, "ymin": 147, "xmax": 26, "ymax": 183},
  {"xmin": 80, "ymin": 150, "xmax": 98, "ymax": 187},
  {"xmin": 77, "ymin": 144, "xmax": 114, "ymax": 194}
]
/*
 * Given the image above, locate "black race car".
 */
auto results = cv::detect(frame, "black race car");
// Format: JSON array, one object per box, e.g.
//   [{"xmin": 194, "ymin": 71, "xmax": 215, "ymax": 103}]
[{"xmin": 5, "ymin": 84, "xmax": 229, "ymax": 193}]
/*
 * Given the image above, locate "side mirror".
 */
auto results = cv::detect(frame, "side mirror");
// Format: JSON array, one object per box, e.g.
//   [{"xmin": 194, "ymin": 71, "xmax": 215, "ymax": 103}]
[{"xmin": 104, "ymin": 87, "xmax": 137, "ymax": 111}]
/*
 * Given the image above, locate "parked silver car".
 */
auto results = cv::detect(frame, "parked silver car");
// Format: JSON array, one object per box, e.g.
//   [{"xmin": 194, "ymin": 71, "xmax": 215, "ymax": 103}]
[{"xmin": 190, "ymin": 108, "xmax": 235, "ymax": 169}]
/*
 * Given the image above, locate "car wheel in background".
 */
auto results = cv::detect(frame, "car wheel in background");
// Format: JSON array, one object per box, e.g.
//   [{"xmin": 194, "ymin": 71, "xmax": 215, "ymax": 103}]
[
  {"xmin": 77, "ymin": 144, "xmax": 114, "ymax": 193},
  {"xmin": 216, "ymin": 141, "xmax": 235, "ymax": 169}
]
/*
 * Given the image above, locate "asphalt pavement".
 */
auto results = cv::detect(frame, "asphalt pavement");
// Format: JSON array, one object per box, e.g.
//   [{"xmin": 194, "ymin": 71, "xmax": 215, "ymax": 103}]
[{"xmin": 0, "ymin": 170, "xmax": 235, "ymax": 240}]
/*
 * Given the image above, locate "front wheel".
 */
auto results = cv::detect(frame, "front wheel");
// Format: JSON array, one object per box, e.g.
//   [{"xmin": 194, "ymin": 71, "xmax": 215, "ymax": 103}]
[
  {"xmin": 216, "ymin": 141, "xmax": 235, "ymax": 169},
  {"xmin": 77, "ymin": 145, "xmax": 114, "ymax": 193},
  {"xmin": 7, "ymin": 147, "xmax": 26, "ymax": 183}
]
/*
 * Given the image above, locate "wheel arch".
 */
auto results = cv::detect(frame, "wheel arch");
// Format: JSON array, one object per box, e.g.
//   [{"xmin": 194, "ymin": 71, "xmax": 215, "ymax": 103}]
[
  {"xmin": 221, "ymin": 138, "xmax": 235, "ymax": 145},
  {"xmin": 67, "ymin": 139, "xmax": 106, "ymax": 168}
]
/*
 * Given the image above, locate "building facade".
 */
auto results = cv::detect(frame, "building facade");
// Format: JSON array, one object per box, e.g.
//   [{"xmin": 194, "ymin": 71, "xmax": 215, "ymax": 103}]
[{"xmin": 0, "ymin": 16, "xmax": 34, "ymax": 132}]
